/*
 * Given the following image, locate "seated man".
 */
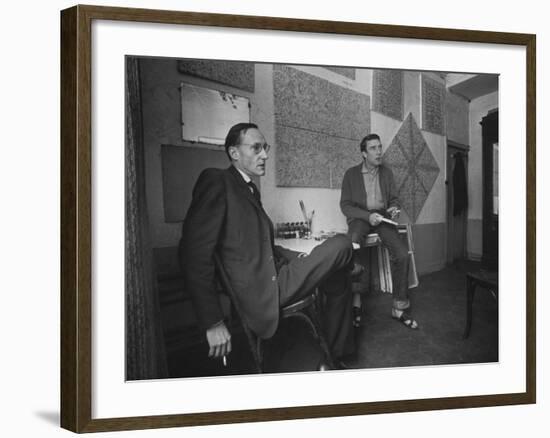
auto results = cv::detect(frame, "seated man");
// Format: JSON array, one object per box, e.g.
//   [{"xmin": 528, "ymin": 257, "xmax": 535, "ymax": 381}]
[
  {"xmin": 179, "ymin": 122, "xmax": 357, "ymax": 369},
  {"xmin": 340, "ymin": 133, "xmax": 418, "ymax": 329}
]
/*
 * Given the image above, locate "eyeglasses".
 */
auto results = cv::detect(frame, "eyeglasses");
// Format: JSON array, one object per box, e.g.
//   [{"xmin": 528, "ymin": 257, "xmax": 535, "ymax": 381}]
[{"xmin": 239, "ymin": 143, "xmax": 271, "ymax": 154}]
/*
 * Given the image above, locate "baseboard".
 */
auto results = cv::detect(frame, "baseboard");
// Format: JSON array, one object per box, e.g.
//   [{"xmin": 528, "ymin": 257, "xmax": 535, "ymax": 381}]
[
  {"xmin": 417, "ymin": 260, "xmax": 446, "ymax": 276},
  {"xmin": 467, "ymin": 252, "xmax": 482, "ymax": 262}
]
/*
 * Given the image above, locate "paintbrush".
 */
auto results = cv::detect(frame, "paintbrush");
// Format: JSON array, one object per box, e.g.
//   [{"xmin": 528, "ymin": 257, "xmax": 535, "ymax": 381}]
[{"xmin": 299, "ymin": 200, "xmax": 309, "ymax": 223}]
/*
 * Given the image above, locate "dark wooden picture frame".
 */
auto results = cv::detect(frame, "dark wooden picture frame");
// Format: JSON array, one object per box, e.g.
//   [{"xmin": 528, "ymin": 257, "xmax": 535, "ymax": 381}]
[{"xmin": 61, "ymin": 4, "xmax": 536, "ymax": 433}]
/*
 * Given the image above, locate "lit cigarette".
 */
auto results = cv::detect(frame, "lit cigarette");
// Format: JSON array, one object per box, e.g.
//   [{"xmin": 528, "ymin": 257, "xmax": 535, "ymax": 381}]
[{"xmin": 222, "ymin": 355, "xmax": 227, "ymax": 367}]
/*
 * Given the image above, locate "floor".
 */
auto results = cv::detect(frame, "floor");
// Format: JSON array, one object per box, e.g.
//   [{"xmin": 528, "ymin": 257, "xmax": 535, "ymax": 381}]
[
  {"xmin": 167, "ymin": 260, "xmax": 498, "ymax": 378},
  {"xmin": 357, "ymin": 260, "xmax": 498, "ymax": 369}
]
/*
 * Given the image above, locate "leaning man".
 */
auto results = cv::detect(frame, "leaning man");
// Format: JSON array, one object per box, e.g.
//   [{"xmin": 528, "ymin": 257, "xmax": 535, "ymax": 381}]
[
  {"xmin": 180, "ymin": 123, "xmax": 357, "ymax": 369},
  {"xmin": 340, "ymin": 133, "xmax": 418, "ymax": 329}
]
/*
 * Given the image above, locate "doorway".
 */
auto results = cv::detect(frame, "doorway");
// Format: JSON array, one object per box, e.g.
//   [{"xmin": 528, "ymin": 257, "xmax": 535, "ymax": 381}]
[{"xmin": 446, "ymin": 143, "xmax": 469, "ymax": 265}]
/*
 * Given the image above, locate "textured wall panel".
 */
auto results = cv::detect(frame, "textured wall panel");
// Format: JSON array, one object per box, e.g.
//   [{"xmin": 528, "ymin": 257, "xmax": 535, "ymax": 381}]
[
  {"xmin": 422, "ymin": 75, "xmax": 446, "ymax": 135},
  {"xmin": 275, "ymin": 127, "xmax": 330, "ymax": 188},
  {"xmin": 324, "ymin": 66, "xmax": 356, "ymax": 80},
  {"xmin": 177, "ymin": 59, "xmax": 254, "ymax": 92},
  {"xmin": 446, "ymin": 90, "xmax": 469, "ymax": 145},
  {"xmin": 273, "ymin": 65, "xmax": 369, "ymax": 140},
  {"xmin": 373, "ymin": 70, "xmax": 404, "ymax": 121},
  {"xmin": 275, "ymin": 125, "xmax": 358, "ymax": 188},
  {"xmin": 273, "ymin": 65, "xmax": 369, "ymax": 188}
]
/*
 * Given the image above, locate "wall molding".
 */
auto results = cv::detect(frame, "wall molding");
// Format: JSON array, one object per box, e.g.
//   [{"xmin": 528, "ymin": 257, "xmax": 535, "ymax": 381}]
[{"xmin": 417, "ymin": 260, "xmax": 446, "ymax": 276}]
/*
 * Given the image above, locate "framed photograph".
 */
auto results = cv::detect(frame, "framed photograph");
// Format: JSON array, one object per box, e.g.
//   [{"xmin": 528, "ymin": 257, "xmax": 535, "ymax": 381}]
[{"xmin": 60, "ymin": 4, "xmax": 536, "ymax": 433}]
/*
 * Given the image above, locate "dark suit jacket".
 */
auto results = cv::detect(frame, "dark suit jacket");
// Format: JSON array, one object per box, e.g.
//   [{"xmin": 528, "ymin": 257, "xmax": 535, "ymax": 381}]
[
  {"xmin": 340, "ymin": 163, "xmax": 400, "ymax": 223},
  {"xmin": 179, "ymin": 165, "xmax": 298, "ymax": 339}
]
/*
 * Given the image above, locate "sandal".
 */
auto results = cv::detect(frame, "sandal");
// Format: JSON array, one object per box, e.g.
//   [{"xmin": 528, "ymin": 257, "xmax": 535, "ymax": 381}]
[{"xmin": 391, "ymin": 309, "xmax": 418, "ymax": 329}]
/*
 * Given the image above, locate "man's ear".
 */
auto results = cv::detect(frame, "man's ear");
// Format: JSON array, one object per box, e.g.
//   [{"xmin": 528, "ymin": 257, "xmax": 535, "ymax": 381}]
[
  {"xmin": 229, "ymin": 146, "xmax": 240, "ymax": 161},
  {"xmin": 361, "ymin": 150, "xmax": 367, "ymax": 159}
]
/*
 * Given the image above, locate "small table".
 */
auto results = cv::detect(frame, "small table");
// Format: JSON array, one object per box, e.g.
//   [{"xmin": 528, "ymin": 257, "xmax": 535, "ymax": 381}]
[
  {"xmin": 274, "ymin": 237, "xmax": 322, "ymax": 254},
  {"xmin": 463, "ymin": 270, "xmax": 498, "ymax": 339}
]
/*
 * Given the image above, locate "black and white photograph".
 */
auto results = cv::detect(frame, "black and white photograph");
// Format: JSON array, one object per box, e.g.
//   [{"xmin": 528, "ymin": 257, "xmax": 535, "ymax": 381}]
[
  {"xmin": 125, "ymin": 56, "xmax": 500, "ymax": 380},
  {"xmin": 4, "ymin": 0, "xmax": 545, "ymax": 436}
]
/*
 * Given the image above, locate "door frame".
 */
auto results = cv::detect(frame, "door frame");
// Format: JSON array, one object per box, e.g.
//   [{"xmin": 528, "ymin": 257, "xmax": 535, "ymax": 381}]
[{"xmin": 446, "ymin": 140, "xmax": 470, "ymax": 265}]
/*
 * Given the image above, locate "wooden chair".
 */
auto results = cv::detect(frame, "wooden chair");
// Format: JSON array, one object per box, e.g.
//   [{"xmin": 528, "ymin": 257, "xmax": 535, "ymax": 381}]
[
  {"xmin": 361, "ymin": 224, "xmax": 419, "ymax": 294},
  {"xmin": 463, "ymin": 270, "xmax": 498, "ymax": 339},
  {"xmin": 352, "ymin": 225, "xmax": 419, "ymax": 326},
  {"xmin": 213, "ymin": 253, "xmax": 334, "ymax": 373}
]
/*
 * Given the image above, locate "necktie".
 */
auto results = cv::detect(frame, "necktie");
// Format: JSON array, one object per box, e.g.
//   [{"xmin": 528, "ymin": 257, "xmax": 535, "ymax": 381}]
[
  {"xmin": 247, "ymin": 181, "xmax": 261, "ymax": 203},
  {"xmin": 247, "ymin": 179, "xmax": 278, "ymax": 268}
]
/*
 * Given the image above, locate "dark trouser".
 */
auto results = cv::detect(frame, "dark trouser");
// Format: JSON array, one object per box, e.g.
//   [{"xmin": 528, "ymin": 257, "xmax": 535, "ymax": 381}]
[
  {"xmin": 277, "ymin": 234, "xmax": 354, "ymax": 359},
  {"xmin": 348, "ymin": 218, "xmax": 410, "ymax": 310}
]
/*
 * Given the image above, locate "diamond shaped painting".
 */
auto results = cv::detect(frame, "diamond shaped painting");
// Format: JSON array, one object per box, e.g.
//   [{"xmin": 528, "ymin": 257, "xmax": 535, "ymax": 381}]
[{"xmin": 383, "ymin": 113, "xmax": 440, "ymax": 223}]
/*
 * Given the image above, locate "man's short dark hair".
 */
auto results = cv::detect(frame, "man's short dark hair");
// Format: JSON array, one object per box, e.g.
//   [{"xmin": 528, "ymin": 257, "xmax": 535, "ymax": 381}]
[
  {"xmin": 224, "ymin": 122, "xmax": 258, "ymax": 160},
  {"xmin": 360, "ymin": 133, "xmax": 381, "ymax": 152}
]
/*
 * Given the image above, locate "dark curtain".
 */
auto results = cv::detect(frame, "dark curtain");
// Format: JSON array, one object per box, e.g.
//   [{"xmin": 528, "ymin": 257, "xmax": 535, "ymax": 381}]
[
  {"xmin": 453, "ymin": 153, "xmax": 468, "ymax": 216},
  {"xmin": 125, "ymin": 57, "xmax": 168, "ymax": 380}
]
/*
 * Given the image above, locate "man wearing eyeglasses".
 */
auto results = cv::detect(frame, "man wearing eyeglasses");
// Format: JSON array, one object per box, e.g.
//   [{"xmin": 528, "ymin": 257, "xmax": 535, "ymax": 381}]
[{"xmin": 180, "ymin": 123, "xmax": 357, "ymax": 369}]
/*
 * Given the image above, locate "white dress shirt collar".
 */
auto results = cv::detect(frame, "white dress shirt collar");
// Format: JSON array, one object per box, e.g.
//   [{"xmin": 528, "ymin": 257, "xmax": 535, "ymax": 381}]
[{"xmin": 235, "ymin": 166, "xmax": 252, "ymax": 183}]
